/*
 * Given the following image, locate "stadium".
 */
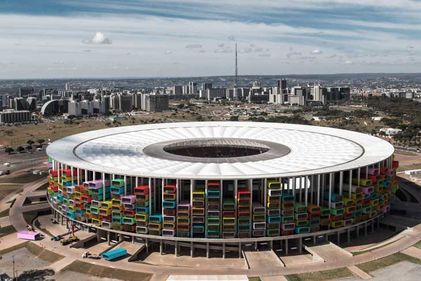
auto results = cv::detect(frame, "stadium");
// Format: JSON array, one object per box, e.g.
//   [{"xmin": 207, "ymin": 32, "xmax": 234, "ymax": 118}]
[{"xmin": 46, "ymin": 121, "xmax": 399, "ymax": 257}]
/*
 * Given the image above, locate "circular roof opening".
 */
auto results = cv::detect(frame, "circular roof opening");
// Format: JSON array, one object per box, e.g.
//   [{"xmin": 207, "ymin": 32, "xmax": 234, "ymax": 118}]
[
  {"xmin": 163, "ymin": 139, "xmax": 270, "ymax": 158},
  {"xmin": 143, "ymin": 138, "xmax": 291, "ymax": 163}
]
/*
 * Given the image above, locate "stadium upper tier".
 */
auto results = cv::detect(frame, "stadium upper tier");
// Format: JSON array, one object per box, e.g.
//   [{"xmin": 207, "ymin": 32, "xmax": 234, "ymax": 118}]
[{"xmin": 46, "ymin": 121, "xmax": 394, "ymax": 180}]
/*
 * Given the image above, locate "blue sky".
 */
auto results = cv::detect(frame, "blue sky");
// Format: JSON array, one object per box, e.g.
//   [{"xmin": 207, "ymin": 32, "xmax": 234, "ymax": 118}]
[{"xmin": 1, "ymin": 0, "xmax": 421, "ymax": 79}]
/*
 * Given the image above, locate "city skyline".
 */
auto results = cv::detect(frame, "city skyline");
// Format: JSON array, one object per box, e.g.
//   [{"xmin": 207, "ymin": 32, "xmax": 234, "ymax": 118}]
[{"xmin": 1, "ymin": 1, "xmax": 421, "ymax": 79}]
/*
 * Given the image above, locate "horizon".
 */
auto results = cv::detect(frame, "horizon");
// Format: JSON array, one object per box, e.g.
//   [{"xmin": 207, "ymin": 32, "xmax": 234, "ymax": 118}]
[
  {"xmin": 1, "ymin": 72, "xmax": 421, "ymax": 82},
  {"xmin": 1, "ymin": 1, "xmax": 421, "ymax": 79}
]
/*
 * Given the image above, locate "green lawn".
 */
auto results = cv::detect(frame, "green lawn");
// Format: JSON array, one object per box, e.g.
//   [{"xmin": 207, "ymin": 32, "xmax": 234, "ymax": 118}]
[
  {"xmin": 357, "ymin": 253, "xmax": 421, "ymax": 273},
  {"xmin": 397, "ymin": 163, "xmax": 421, "ymax": 172},
  {"xmin": 415, "ymin": 241, "xmax": 421, "ymax": 249},
  {"xmin": 285, "ymin": 268, "xmax": 352, "ymax": 281}
]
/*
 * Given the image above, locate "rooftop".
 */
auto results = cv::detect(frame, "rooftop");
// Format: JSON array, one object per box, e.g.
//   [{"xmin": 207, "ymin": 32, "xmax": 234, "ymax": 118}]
[{"xmin": 46, "ymin": 121, "xmax": 394, "ymax": 179}]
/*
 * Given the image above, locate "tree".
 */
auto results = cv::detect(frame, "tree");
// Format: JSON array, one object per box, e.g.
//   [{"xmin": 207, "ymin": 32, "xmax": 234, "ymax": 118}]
[
  {"xmin": 4, "ymin": 147, "xmax": 14, "ymax": 155},
  {"xmin": 37, "ymin": 139, "xmax": 45, "ymax": 145},
  {"xmin": 26, "ymin": 145, "xmax": 33, "ymax": 152},
  {"xmin": 27, "ymin": 140, "xmax": 34, "ymax": 146},
  {"xmin": 16, "ymin": 146, "xmax": 25, "ymax": 153}
]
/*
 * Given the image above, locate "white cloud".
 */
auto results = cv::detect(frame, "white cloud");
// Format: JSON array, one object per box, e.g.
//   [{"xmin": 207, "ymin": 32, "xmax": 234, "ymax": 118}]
[
  {"xmin": 312, "ymin": 49, "xmax": 322, "ymax": 54},
  {"xmin": 185, "ymin": 43, "xmax": 202, "ymax": 49},
  {"xmin": 345, "ymin": 60, "xmax": 353, "ymax": 64},
  {"xmin": 84, "ymin": 32, "xmax": 112, "ymax": 44},
  {"xmin": 1, "ymin": 13, "xmax": 421, "ymax": 78}
]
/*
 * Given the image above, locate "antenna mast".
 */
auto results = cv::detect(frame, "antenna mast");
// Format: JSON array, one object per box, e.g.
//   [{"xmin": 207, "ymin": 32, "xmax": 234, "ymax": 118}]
[{"xmin": 235, "ymin": 42, "xmax": 238, "ymax": 88}]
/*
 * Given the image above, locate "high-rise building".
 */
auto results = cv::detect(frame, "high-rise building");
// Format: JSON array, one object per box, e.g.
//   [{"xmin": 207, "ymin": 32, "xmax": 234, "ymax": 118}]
[
  {"xmin": 172, "ymin": 86, "xmax": 183, "ymax": 95},
  {"xmin": 188, "ymin": 82, "xmax": 197, "ymax": 95},
  {"xmin": 0, "ymin": 109, "xmax": 32, "ymax": 124},
  {"xmin": 19, "ymin": 87, "xmax": 34, "ymax": 98},
  {"xmin": 202, "ymin": 83, "xmax": 212, "ymax": 90},
  {"xmin": 277, "ymin": 79, "xmax": 287, "ymax": 92}
]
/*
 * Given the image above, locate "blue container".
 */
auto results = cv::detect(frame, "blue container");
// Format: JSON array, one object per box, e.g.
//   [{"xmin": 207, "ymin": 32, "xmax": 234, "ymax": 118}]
[
  {"xmin": 267, "ymin": 216, "xmax": 281, "ymax": 224},
  {"xmin": 136, "ymin": 207, "xmax": 149, "ymax": 213},
  {"xmin": 102, "ymin": 248, "xmax": 127, "ymax": 261},
  {"xmin": 163, "ymin": 200, "xmax": 176, "ymax": 209},
  {"xmin": 150, "ymin": 214, "xmax": 163, "ymax": 223}
]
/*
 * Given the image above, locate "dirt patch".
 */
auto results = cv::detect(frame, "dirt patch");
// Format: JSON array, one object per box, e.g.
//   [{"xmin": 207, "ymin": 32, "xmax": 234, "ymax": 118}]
[
  {"xmin": 63, "ymin": 260, "xmax": 152, "ymax": 281},
  {"xmin": 26, "ymin": 242, "xmax": 65, "ymax": 263},
  {"xmin": 0, "ymin": 172, "xmax": 45, "ymax": 184},
  {"xmin": 0, "ymin": 183, "xmax": 23, "ymax": 198}
]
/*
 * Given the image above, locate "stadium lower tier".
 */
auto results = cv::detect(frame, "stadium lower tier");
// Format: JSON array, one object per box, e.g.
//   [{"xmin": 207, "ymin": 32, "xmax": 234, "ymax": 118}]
[{"xmin": 47, "ymin": 159, "xmax": 399, "ymax": 239}]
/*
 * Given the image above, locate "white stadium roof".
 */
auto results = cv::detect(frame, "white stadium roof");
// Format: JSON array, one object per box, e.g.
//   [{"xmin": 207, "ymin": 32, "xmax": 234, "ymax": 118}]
[{"xmin": 46, "ymin": 122, "xmax": 394, "ymax": 180}]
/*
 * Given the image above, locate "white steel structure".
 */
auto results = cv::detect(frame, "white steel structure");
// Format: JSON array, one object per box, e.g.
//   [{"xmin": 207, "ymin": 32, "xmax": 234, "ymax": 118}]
[{"xmin": 46, "ymin": 122, "xmax": 398, "ymax": 257}]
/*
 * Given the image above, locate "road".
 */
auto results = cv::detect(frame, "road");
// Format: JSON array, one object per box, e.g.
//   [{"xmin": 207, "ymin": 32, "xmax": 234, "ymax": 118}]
[{"xmin": 8, "ymin": 177, "xmax": 48, "ymax": 231}]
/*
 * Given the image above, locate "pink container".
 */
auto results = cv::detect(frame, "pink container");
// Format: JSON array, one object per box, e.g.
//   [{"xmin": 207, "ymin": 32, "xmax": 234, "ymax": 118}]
[{"xmin": 17, "ymin": 231, "xmax": 40, "ymax": 241}]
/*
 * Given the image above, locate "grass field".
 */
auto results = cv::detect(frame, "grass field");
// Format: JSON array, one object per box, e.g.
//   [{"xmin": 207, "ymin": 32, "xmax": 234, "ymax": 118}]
[
  {"xmin": 415, "ymin": 241, "xmax": 421, "ymax": 249},
  {"xmin": 285, "ymin": 268, "xmax": 352, "ymax": 281},
  {"xmin": 63, "ymin": 260, "xmax": 152, "ymax": 281},
  {"xmin": 0, "ymin": 113, "xmax": 196, "ymax": 147},
  {"xmin": 397, "ymin": 163, "xmax": 421, "ymax": 172},
  {"xmin": 356, "ymin": 253, "xmax": 421, "ymax": 273}
]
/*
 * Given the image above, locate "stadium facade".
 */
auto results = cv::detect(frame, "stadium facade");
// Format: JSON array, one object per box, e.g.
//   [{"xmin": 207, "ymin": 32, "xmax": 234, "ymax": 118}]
[{"xmin": 46, "ymin": 122, "xmax": 399, "ymax": 256}]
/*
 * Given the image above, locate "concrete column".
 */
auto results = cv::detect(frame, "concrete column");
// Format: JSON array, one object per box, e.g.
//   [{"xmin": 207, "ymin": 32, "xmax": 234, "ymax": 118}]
[
  {"xmin": 347, "ymin": 229, "xmax": 351, "ymax": 243},
  {"xmin": 206, "ymin": 243, "xmax": 209, "ymax": 258},
  {"xmin": 328, "ymin": 173, "xmax": 333, "ymax": 208},
  {"xmin": 298, "ymin": 238, "xmax": 303, "ymax": 254},
  {"xmin": 339, "ymin": 171, "xmax": 343, "ymax": 196},
  {"xmin": 285, "ymin": 240, "xmax": 289, "ymax": 255},
  {"xmin": 124, "ymin": 175, "xmax": 127, "ymax": 195},
  {"xmin": 337, "ymin": 232, "xmax": 340, "ymax": 245},
  {"xmin": 292, "ymin": 177, "xmax": 296, "ymax": 197},
  {"xmin": 146, "ymin": 239, "xmax": 149, "ymax": 253},
  {"xmin": 349, "ymin": 170, "xmax": 353, "ymax": 200},
  {"xmin": 357, "ymin": 168, "xmax": 361, "ymax": 187},
  {"xmin": 364, "ymin": 223, "xmax": 367, "ymax": 236},
  {"xmin": 317, "ymin": 174, "xmax": 321, "ymax": 205},
  {"xmin": 223, "ymin": 243, "xmax": 226, "ymax": 259},
  {"xmin": 298, "ymin": 176, "xmax": 302, "ymax": 203},
  {"xmin": 254, "ymin": 241, "xmax": 258, "ymax": 251},
  {"xmin": 238, "ymin": 242, "xmax": 242, "ymax": 258},
  {"xmin": 310, "ymin": 175, "xmax": 314, "ymax": 204},
  {"xmin": 107, "ymin": 231, "xmax": 110, "ymax": 245},
  {"xmin": 102, "ymin": 173, "xmax": 106, "ymax": 201},
  {"xmin": 190, "ymin": 242, "xmax": 194, "ymax": 257},
  {"xmin": 313, "ymin": 235, "xmax": 316, "ymax": 245},
  {"xmin": 175, "ymin": 241, "xmax": 179, "ymax": 256},
  {"xmin": 269, "ymin": 240, "xmax": 273, "ymax": 250},
  {"xmin": 160, "ymin": 241, "xmax": 163, "ymax": 254}
]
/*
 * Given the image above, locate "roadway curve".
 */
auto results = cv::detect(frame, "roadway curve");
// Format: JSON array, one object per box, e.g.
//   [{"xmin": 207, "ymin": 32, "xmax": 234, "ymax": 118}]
[{"xmin": 8, "ymin": 178, "xmax": 48, "ymax": 231}]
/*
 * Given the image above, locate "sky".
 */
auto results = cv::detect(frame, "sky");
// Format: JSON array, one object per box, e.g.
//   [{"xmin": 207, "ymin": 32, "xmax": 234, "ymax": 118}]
[{"xmin": 1, "ymin": 0, "xmax": 421, "ymax": 79}]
